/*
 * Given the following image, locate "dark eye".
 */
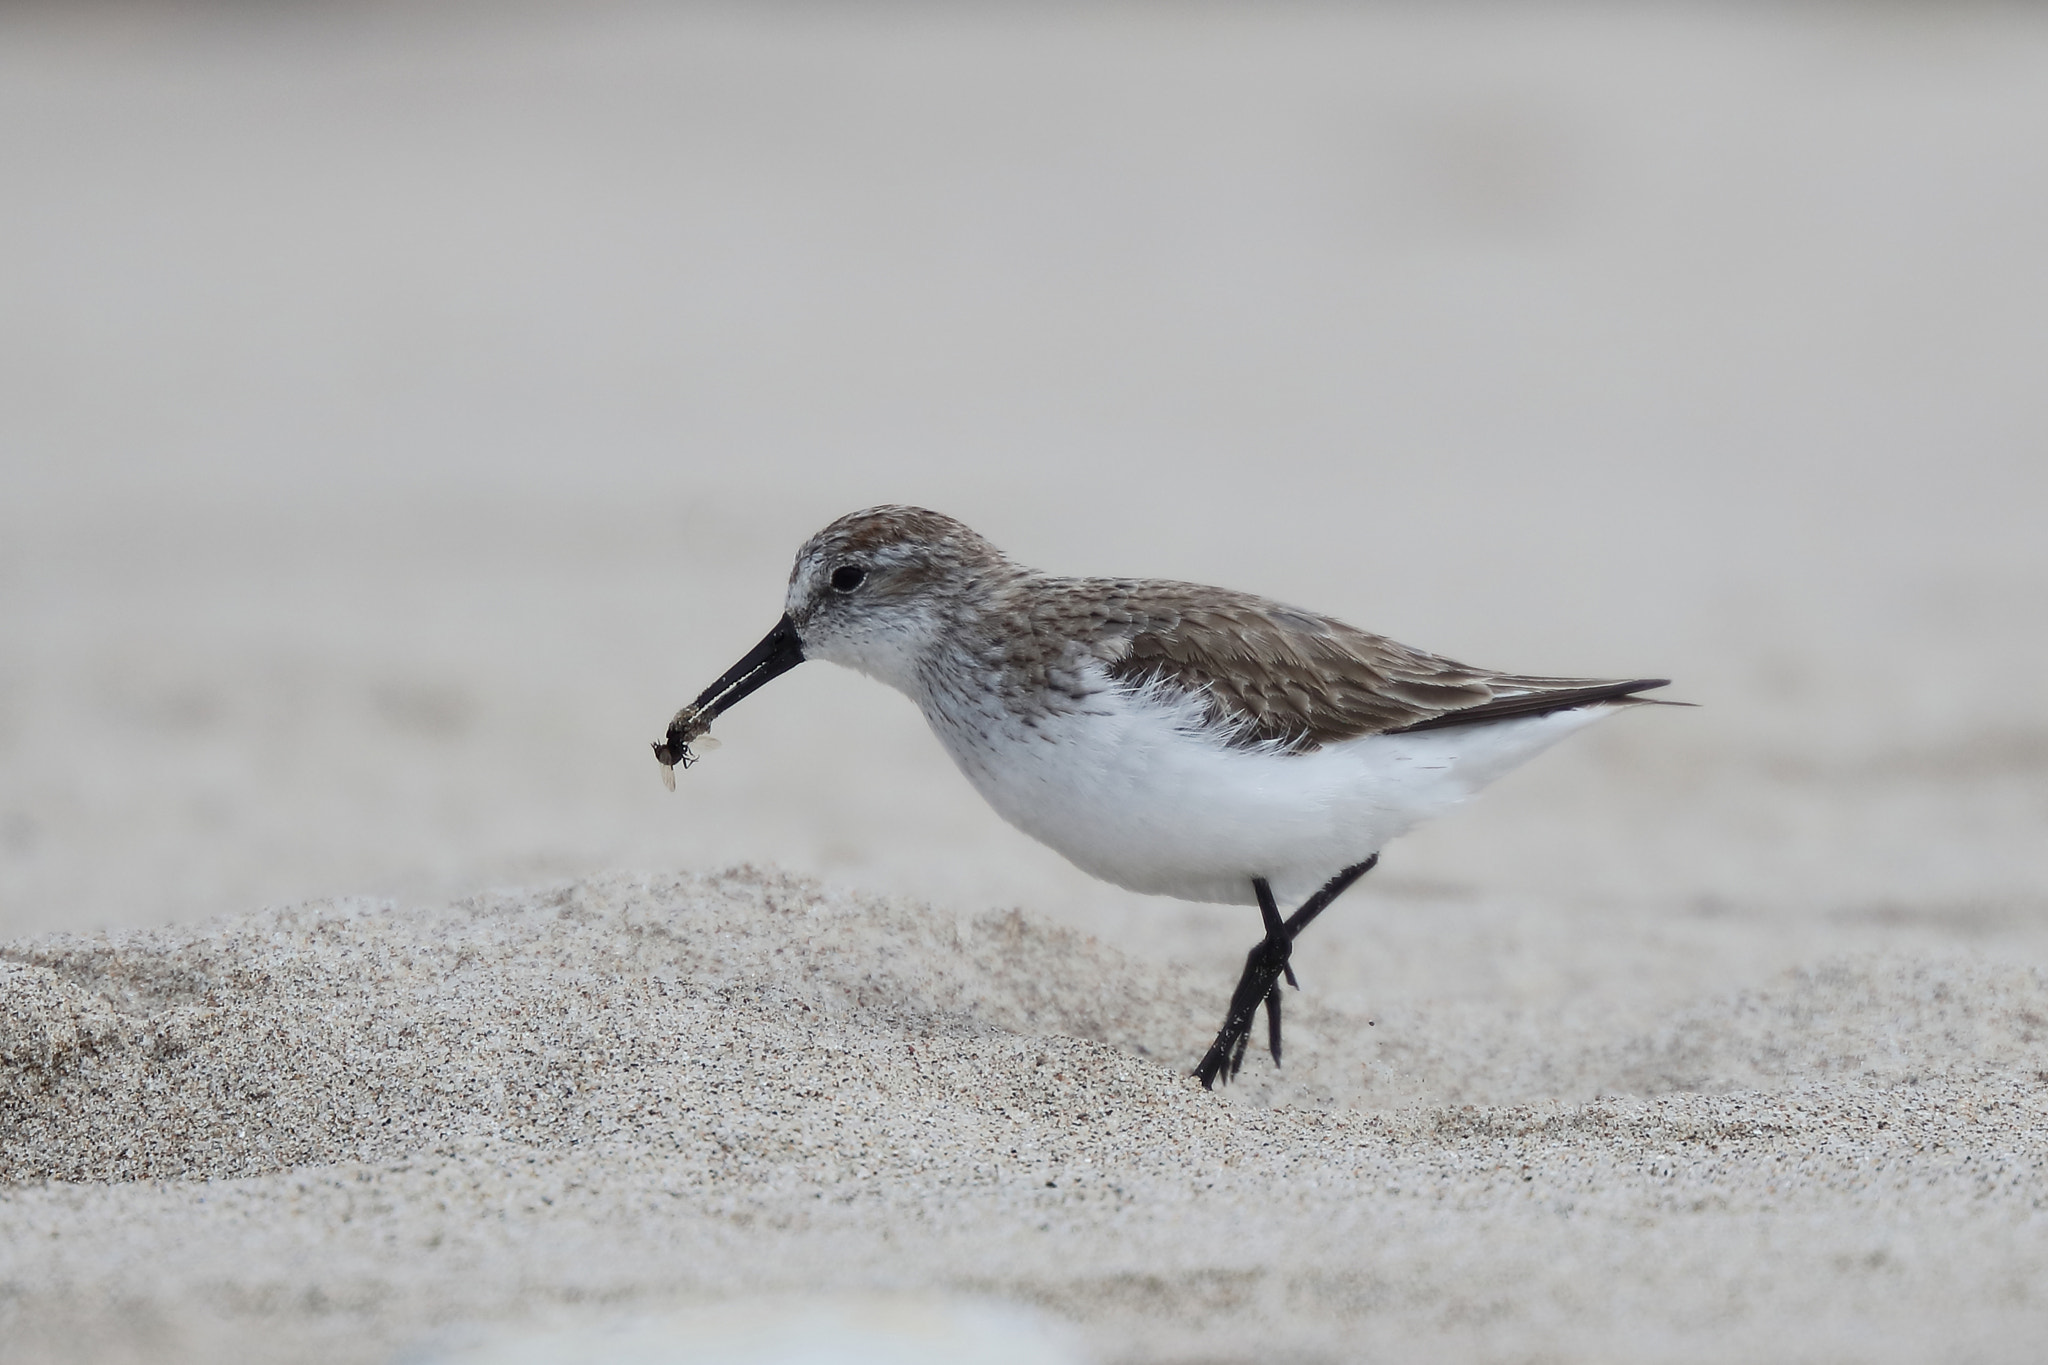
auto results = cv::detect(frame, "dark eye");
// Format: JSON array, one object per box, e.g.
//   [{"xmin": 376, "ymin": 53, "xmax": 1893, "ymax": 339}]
[{"xmin": 830, "ymin": 564, "xmax": 866, "ymax": 593}]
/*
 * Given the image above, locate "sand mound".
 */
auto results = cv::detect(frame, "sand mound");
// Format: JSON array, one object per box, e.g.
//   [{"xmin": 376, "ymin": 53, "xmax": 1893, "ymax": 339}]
[
  {"xmin": 1600, "ymin": 955, "xmax": 2048, "ymax": 1093},
  {"xmin": 6, "ymin": 871, "xmax": 2048, "ymax": 1363},
  {"xmin": 1336, "ymin": 952, "xmax": 2048, "ymax": 1110},
  {"xmin": 8, "ymin": 872, "xmax": 2048, "ymax": 1186},
  {"xmin": 1, "ymin": 868, "xmax": 1218, "ymax": 1183}
]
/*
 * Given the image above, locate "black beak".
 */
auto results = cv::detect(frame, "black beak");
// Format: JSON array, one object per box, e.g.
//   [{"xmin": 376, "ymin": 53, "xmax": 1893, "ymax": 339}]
[
  {"xmin": 653, "ymin": 614, "xmax": 806, "ymax": 770},
  {"xmin": 687, "ymin": 613, "xmax": 807, "ymax": 722}
]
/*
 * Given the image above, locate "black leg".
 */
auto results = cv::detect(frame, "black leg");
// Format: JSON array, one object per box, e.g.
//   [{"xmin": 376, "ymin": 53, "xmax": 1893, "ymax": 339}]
[
  {"xmin": 1194, "ymin": 854, "xmax": 1379, "ymax": 1089},
  {"xmin": 1263, "ymin": 980, "xmax": 1284, "ymax": 1070},
  {"xmin": 1253, "ymin": 878, "xmax": 1299, "ymax": 990},
  {"xmin": 1283, "ymin": 855, "xmax": 1377, "ymax": 938},
  {"xmin": 1198, "ymin": 932, "xmax": 1292, "ymax": 1087}
]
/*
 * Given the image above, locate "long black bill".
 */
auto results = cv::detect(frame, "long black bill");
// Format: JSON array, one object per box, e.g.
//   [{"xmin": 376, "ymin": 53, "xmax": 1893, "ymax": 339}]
[{"xmin": 652, "ymin": 614, "xmax": 805, "ymax": 773}]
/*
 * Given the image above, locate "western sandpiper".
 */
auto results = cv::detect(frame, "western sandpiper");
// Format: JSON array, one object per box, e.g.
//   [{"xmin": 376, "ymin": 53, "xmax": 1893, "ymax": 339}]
[{"xmin": 655, "ymin": 505, "xmax": 1674, "ymax": 1088}]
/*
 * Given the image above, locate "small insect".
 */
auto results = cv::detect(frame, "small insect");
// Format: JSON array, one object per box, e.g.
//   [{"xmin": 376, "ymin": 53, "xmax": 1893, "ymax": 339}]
[
  {"xmin": 651, "ymin": 615, "xmax": 805, "ymax": 791},
  {"xmin": 651, "ymin": 705, "xmax": 720, "ymax": 791}
]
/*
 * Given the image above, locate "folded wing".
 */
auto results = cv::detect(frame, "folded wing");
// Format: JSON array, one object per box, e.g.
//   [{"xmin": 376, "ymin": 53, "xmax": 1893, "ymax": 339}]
[{"xmin": 1070, "ymin": 579, "xmax": 1668, "ymax": 751}]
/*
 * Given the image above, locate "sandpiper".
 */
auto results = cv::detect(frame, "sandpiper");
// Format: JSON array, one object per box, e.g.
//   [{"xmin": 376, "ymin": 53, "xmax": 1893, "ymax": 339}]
[{"xmin": 655, "ymin": 505, "xmax": 1673, "ymax": 1087}]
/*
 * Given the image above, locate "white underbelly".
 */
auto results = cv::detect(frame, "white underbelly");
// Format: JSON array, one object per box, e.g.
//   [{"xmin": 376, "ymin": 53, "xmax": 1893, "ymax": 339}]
[{"xmin": 924, "ymin": 690, "xmax": 1613, "ymax": 906}]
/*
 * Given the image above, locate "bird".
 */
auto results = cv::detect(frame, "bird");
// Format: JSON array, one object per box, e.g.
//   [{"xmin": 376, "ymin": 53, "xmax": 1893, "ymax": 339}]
[{"xmin": 654, "ymin": 505, "xmax": 1674, "ymax": 1088}]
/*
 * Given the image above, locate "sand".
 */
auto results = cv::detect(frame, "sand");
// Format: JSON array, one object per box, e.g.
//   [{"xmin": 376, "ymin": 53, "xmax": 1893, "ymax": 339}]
[
  {"xmin": 5, "ymin": 3, "xmax": 2048, "ymax": 1361},
  {"xmin": 6, "ymin": 869, "xmax": 2048, "ymax": 1362}
]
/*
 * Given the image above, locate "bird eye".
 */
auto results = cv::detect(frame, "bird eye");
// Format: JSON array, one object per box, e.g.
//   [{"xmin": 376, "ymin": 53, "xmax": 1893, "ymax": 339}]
[{"xmin": 830, "ymin": 564, "xmax": 866, "ymax": 593}]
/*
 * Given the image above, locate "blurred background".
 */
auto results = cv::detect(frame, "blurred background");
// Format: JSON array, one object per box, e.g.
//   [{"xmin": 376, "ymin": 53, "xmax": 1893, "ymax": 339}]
[{"xmin": 3, "ymin": 2, "xmax": 2044, "ymax": 1006}]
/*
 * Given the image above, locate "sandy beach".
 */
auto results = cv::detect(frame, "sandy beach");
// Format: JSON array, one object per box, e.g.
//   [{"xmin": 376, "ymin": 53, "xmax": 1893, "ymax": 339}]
[{"xmin": 4, "ymin": 3, "xmax": 2048, "ymax": 1361}]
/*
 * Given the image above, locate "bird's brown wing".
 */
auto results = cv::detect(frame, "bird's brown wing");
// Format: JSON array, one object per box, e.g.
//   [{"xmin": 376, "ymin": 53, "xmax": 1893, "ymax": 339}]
[{"xmin": 1069, "ymin": 578, "xmax": 1667, "ymax": 751}]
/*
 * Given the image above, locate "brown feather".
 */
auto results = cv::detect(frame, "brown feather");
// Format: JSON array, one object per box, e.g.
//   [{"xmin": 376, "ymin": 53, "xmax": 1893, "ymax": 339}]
[
  {"xmin": 783, "ymin": 507, "xmax": 1672, "ymax": 752},
  {"xmin": 1064, "ymin": 578, "xmax": 1665, "ymax": 750}
]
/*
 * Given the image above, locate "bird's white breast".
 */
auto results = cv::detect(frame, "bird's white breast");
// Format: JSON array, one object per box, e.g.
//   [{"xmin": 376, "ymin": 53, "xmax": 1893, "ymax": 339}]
[{"xmin": 916, "ymin": 676, "xmax": 1614, "ymax": 907}]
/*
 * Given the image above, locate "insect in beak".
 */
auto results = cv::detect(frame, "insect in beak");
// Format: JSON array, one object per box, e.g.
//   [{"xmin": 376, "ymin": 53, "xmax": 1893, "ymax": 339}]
[{"xmin": 652, "ymin": 614, "xmax": 805, "ymax": 788}]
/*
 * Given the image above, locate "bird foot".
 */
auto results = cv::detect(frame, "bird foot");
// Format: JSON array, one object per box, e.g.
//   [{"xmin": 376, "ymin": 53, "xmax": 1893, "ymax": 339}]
[
  {"xmin": 1192, "ymin": 857, "xmax": 1379, "ymax": 1090},
  {"xmin": 1194, "ymin": 933, "xmax": 1292, "ymax": 1089}
]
